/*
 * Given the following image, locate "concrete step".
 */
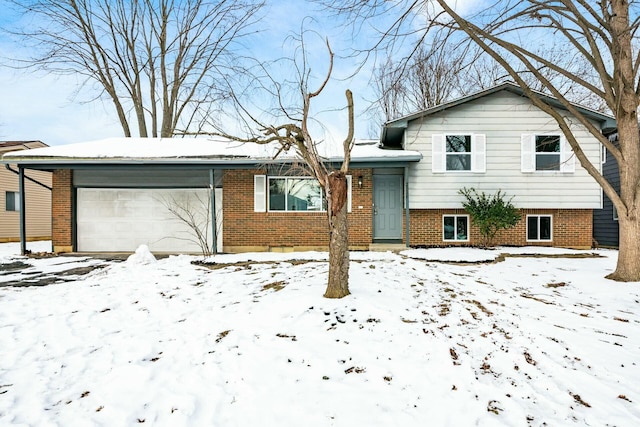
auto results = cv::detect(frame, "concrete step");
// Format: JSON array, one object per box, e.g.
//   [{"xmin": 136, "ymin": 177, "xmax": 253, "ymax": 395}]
[{"xmin": 368, "ymin": 243, "xmax": 407, "ymax": 252}]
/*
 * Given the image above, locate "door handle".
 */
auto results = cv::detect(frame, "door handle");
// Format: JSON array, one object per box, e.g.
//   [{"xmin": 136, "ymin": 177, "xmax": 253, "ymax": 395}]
[{"xmin": 373, "ymin": 204, "xmax": 377, "ymax": 215}]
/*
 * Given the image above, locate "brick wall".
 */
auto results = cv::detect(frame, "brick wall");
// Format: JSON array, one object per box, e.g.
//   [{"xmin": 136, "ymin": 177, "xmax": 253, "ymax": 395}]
[
  {"xmin": 409, "ymin": 208, "xmax": 593, "ymax": 249},
  {"xmin": 52, "ymin": 170, "xmax": 73, "ymax": 252},
  {"xmin": 223, "ymin": 169, "xmax": 373, "ymax": 251}
]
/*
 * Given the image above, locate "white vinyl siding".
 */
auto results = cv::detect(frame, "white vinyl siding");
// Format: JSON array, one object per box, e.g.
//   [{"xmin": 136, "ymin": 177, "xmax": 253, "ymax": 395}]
[
  {"xmin": 432, "ymin": 133, "xmax": 485, "ymax": 173},
  {"xmin": 405, "ymin": 90, "xmax": 601, "ymax": 209}
]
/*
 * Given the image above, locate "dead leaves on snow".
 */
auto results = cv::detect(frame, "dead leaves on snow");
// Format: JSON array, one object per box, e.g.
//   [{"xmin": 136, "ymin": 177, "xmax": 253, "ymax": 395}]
[{"xmin": 570, "ymin": 392, "xmax": 592, "ymax": 408}]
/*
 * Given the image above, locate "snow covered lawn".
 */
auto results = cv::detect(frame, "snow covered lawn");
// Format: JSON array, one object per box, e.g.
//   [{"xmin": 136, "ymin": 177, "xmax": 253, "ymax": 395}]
[{"xmin": 1, "ymin": 243, "xmax": 639, "ymax": 426}]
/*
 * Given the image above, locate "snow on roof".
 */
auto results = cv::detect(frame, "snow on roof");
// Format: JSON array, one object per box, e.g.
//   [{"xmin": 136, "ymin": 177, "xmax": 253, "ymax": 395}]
[{"xmin": 0, "ymin": 137, "xmax": 421, "ymax": 164}]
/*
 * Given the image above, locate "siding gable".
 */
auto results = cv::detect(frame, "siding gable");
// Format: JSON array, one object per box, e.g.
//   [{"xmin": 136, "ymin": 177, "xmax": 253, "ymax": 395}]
[{"xmin": 404, "ymin": 90, "xmax": 602, "ymax": 209}]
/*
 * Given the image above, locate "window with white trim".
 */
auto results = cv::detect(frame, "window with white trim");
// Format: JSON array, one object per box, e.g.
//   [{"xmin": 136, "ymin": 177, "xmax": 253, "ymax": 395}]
[
  {"xmin": 5, "ymin": 191, "xmax": 20, "ymax": 212},
  {"xmin": 535, "ymin": 135, "xmax": 561, "ymax": 171},
  {"xmin": 432, "ymin": 134, "xmax": 486, "ymax": 173},
  {"xmin": 521, "ymin": 134, "xmax": 574, "ymax": 173},
  {"xmin": 269, "ymin": 177, "xmax": 323, "ymax": 211},
  {"xmin": 526, "ymin": 215, "xmax": 552, "ymax": 241},
  {"xmin": 443, "ymin": 215, "xmax": 469, "ymax": 241},
  {"xmin": 253, "ymin": 175, "xmax": 352, "ymax": 213}
]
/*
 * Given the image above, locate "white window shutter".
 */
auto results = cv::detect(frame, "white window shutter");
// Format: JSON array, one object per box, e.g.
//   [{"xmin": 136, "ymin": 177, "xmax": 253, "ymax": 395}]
[
  {"xmin": 561, "ymin": 137, "xmax": 575, "ymax": 173},
  {"xmin": 472, "ymin": 134, "xmax": 486, "ymax": 172},
  {"xmin": 521, "ymin": 134, "xmax": 535, "ymax": 172},
  {"xmin": 346, "ymin": 175, "xmax": 352, "ymax": 213},
  {"xmin": 254, "ymin": 175, "xmax": 266, "ymax": 212},
  {"xmin": 432, "ymin": 134, "xmax": 445, "ymax": 173}
]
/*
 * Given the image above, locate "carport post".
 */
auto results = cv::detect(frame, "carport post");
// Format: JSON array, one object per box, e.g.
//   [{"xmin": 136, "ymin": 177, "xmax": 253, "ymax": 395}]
[
  {"xmin": 18, "ymin": 166, "xmax": 26, "ymax": 255},
  {"xmin": 210, "ymin": 169, "xmax": 217, "ymax": 254}
]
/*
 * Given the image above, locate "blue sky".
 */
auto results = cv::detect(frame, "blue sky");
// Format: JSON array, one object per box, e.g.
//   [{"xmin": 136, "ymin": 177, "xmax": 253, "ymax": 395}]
[{"xmin": 0, "ymin": 0, "xmax": 478, "ymax": 147}]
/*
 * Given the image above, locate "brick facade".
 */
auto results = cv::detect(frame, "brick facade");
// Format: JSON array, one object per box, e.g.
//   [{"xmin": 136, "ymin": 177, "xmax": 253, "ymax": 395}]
[
  {"xmin": 50, "ymin": 167, "xmax": 593, "ymax": 253},
  {"xmin": 52, "ymin": 169, "xmax": 73, "ymax": 253},
  {"xmin": 222, "ymin": 169, "xmax": 374, "ymax": 252},
  {"xmin": 409, "ymin": 208, "xmax": 593, "ymax": 249}
]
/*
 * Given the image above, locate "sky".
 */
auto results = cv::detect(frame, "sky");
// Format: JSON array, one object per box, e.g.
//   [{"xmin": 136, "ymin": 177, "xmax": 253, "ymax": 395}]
[
  {"xmin": 0, "ymin": 1, "xmax": 382, "ymax": 147},
  {"xmin": 0, "ymin": 0, "xmax": 486, "ymax": 148},
  {"xmin": 1, "ymin": 241, "xmax": 638, "ymax": 425}
]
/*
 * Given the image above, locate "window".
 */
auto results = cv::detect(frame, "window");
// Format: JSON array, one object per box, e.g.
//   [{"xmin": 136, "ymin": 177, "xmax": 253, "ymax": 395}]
[
  {"xmin": 254, "ymin": 175, "xmax": 352, "ymax": 213},
  {"xmin": 521, "ymin": 134, "xmax": 574, "ymax": 173},
  {"xmin": 432, "ymin": 134, "xmax": 486, "ymax": 173},
  {"xmin": 443, "ymin": 215, "xmax": 469, "ymax": 241},
  {"xmin": 527, "ymin": 215, "xmax": 552, "ymax": 241},
  {"xmin": 268, "ymin": 177, "xmax": 324, "ymax": 212},
  {"xmin": 535, "ymin": 135, "xmax": 561, "ymax": 171},
  {"xmin": 446, "ymin": 135, "xmax": 472, "ymax": 171},
  {"xmin": 5, "ymin": 191, "xmax": 20, "ymax": 212},
  {"xmin": 613, "ymin": 205, "xmax": 618, "ymax": 221}
]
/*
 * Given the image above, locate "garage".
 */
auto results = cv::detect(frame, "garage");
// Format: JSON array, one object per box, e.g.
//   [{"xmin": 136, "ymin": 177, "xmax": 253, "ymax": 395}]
[{"xmin": 76, "ymin": 187, "xmax": 222, "ymax": 254}]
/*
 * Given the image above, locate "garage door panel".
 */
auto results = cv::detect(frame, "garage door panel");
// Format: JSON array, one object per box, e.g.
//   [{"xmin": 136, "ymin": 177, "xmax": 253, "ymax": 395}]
[{"xmin": 77, "ymin": 188, "xmax": 219, "ymax": 253}]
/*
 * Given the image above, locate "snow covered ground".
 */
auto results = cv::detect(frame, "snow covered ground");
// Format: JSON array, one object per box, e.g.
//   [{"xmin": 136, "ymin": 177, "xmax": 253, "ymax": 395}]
[{"xmin": 1, "ymin": 242, "xmax": 638, "ymax": 426}]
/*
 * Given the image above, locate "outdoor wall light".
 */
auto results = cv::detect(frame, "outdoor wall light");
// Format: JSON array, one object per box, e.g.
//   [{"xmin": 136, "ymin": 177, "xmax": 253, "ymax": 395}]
[{"xmin": 358, "ymin": 175, "xmax": 363, "ymax": 188}]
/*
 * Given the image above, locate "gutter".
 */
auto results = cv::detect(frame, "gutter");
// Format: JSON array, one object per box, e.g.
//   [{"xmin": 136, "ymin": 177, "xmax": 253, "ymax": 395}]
[{"xmin": 4, "ymin": 164, "xmax": 52, "ymax": 191}]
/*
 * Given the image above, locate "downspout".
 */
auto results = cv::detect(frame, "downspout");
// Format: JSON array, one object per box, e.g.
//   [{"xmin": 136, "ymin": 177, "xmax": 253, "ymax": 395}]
[
  {"xmin": 210, "ymin": 169, "xmax": 217, "ymax": 254},
  {"xmin": 4, "ymin": 164, "xmax": 52, "ymax": 191},
  {"xmin": 404, "ymin": 165, "xmax": 410, "ymax": 247},
  {"xmin": 18, "ymin": 166, "xmax": 26, "ymax": 255}
]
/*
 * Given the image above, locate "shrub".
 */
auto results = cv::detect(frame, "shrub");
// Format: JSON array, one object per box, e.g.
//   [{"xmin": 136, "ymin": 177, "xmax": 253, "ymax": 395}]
[{"xmin": 459, "ymin": 188, "xmax": 520, "ymax": 247}]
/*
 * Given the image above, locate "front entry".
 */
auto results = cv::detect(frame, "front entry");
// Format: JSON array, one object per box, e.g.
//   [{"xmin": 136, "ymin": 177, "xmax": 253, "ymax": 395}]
[{"xmin": 373, "ymin": 175, "xmax": 403, "ymax": 241}]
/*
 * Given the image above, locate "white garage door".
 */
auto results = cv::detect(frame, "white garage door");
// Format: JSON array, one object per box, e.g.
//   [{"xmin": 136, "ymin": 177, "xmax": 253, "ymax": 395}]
[{"xmin": 77, "ymin": 188, "xmax": 222, "ymax": 253}]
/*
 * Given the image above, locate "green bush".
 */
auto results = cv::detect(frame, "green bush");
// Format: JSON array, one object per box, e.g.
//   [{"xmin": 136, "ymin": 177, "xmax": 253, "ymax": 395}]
[{"xmin": 459, "ymin": 188, "xmax": 520, "ymax": 247}]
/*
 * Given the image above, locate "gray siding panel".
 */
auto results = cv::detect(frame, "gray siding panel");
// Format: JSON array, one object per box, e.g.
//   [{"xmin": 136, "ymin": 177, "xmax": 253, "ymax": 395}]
[
  {"xmin": 593, "ymin": 148, "xmax": 619, "ymax": 246},
  {"xmin": 74, "ymin": 168, "xmax": 211, "ymax": 188}
]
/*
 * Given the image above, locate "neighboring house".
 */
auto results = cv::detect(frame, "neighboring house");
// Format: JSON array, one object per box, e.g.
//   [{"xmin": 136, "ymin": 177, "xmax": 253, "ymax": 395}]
[
  {"xmin": 0, "ymin": 83, "xmax": 615, "ymax": 254},
  {"xmin": 593, "ymin": 134, "xmax": 620, "ymax": 247},
  {"xmin": 0, "ymin": 141, "xmax": 52, "ymax": 243}
]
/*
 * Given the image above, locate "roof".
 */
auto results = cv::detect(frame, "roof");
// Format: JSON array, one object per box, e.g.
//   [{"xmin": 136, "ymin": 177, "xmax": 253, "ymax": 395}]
[
  {"xmin": 381, "ymin": 82, "xmax": 617, "ymax": 147},
  {"xmin": 0, "ymin": 140, "xmax": 48, "ymax": 152},
  {"xmin": 0, "ymin": 137, "xmax": 422, "ymax": 169}
]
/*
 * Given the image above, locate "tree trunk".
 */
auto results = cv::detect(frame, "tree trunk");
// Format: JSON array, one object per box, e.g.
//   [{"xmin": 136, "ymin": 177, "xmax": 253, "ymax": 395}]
[
  {"xmin": 325, "ymin": 201, "xmax": 350, "ymax": 298},
  {"xmin": 324, "ymin": 174, "xmax": 350, "ymax": 298},
  {"xmin": 608, "ymin": 211, "xmax": 640, "ymax": 281}
]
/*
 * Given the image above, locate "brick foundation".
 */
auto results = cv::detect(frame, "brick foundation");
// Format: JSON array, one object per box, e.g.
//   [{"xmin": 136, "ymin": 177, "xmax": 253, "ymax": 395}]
[
  {"xmin": 409, "ymin": 208, "xmax": 593, "ymax": 249},
  {"xmin": 52, "ymin": 170, "xmax": 73, "ymax": 253}
]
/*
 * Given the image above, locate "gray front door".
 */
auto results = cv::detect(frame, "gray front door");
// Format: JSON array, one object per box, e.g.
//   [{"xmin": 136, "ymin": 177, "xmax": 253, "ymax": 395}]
[{"xmin": 373, "ymin": 175, "xmax": 403, "ymax": 241}]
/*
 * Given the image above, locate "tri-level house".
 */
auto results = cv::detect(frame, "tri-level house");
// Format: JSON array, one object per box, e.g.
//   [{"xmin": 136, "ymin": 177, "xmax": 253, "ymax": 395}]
[
  {"xmin": 1, "ymin": 83, "xmax": 614, "ymax": 254},
  {"xmin": 381, "ymin": 82, "xmax": 614, "ymax": 249}
]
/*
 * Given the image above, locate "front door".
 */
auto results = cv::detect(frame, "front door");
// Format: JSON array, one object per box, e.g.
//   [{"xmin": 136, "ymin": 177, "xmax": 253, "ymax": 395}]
[{"xmin": 373, "ymin": 175, "xmax": 403, "ymax": 241}]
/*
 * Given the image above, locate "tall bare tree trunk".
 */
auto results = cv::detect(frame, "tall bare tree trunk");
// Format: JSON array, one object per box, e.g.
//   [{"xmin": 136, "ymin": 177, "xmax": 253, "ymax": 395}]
[
  {"xmin": 607, "ymin": 1, "xmax": 640, "ymax": 281},
  {"xmin": 325, "ymin": 174, "xmax": 350, "ymax": 298}
]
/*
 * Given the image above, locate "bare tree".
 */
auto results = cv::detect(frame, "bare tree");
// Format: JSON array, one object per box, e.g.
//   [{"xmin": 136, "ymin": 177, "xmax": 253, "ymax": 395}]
[
  {"xmin": 325, "ymin": 0, "xmax": 640, "ymax": 281},
  {"xmin": 6, "ymin": 0, "xmax": 264, "ymax": 137},
  {"xmin": 207, "ymin": 37, "xmax": 354, "ymax": 298},
  {"xmin": 160, "ymin": 189, "xmax": 222, "ymax": 258}
]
